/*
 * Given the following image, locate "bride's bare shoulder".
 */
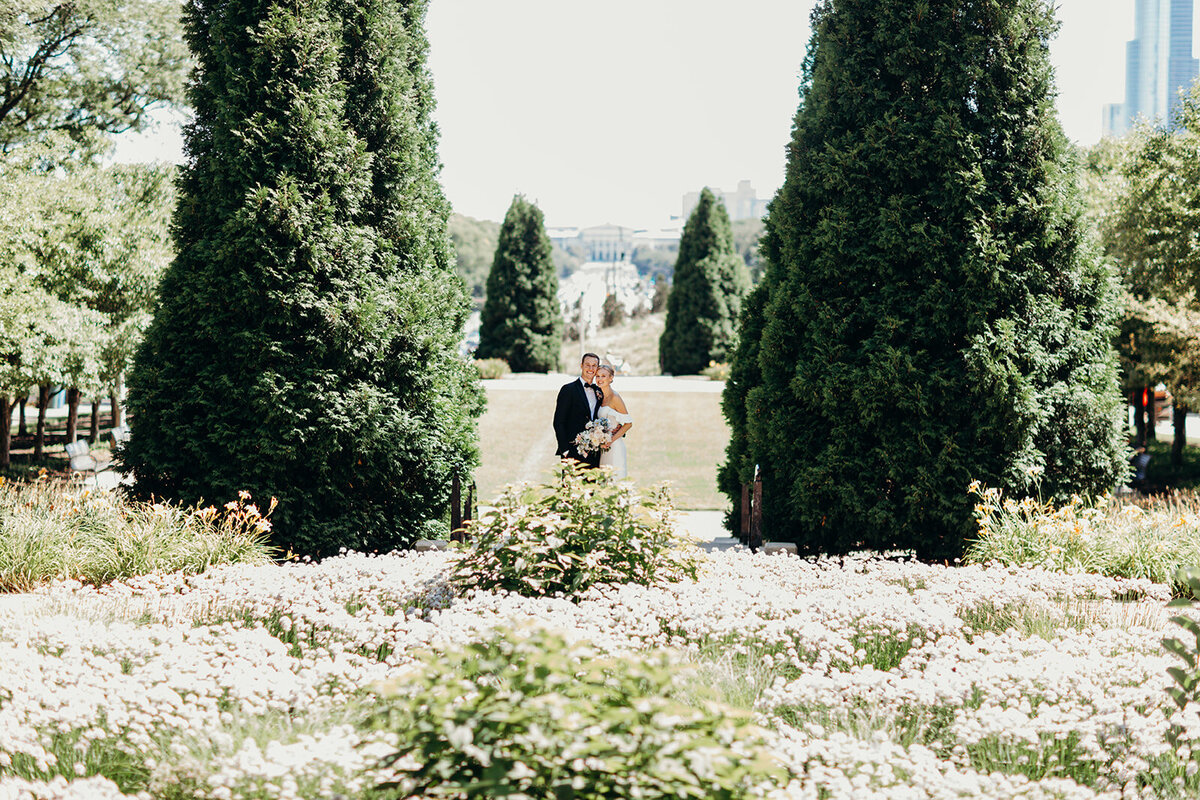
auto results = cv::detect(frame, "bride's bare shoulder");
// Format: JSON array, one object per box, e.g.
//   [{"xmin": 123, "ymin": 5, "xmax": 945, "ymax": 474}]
[{"xmin": 610, "ymin": 392, "xmax": 629, "ymax": 414}]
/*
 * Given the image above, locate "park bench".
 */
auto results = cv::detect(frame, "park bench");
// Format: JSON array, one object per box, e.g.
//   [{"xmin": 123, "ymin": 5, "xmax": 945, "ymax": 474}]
[
  {"xmin": 65, "ymin": 439, "xmax": 114, "ymax": 481},
  {"xmin": 111, "ymin": 425, "xmax": 130, "ymax": 446}
]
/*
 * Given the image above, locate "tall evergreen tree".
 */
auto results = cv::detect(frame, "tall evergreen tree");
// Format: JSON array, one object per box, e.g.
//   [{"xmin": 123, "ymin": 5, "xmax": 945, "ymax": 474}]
[
  {"xmin": 722, "ymin": 0, "xmax": 1126, "ymax": 558},
  {"xmin": 659, "ymin": 188, "xmax": 750, "ymax": 375},
  {"xmin": 475, "ymin": 195, "xmax": 562, "ymax": 372},
  {"xmin": 121, "ymin": 0, "xmax": 480, "ymax": 555}
]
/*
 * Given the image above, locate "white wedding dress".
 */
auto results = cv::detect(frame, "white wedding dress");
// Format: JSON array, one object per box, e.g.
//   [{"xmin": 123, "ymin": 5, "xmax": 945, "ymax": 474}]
[{"xmin": 598, "ymin": 405, "xmax": 633, "ymax": 478}]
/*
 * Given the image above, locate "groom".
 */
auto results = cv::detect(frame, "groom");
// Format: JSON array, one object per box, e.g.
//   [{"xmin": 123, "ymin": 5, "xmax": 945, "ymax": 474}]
[{"xmin": 553, "ymin": 352, "xmax": 603, "ymax": 468}]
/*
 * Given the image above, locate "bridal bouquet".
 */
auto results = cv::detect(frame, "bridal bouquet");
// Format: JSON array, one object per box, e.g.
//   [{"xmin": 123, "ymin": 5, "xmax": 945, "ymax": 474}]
[{"xmin": 574, "ymin": 418, "xmax": 612, "ymax": 457}]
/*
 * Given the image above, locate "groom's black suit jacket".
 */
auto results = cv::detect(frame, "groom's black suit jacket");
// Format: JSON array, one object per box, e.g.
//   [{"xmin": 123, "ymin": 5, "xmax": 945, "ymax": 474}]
[{"xmin": 553, "ymin": 378, "xmax": 601, "ymax": 467}]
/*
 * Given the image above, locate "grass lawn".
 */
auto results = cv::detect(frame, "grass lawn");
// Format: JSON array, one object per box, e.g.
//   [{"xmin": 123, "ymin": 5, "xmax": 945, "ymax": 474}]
[
  {"xmin": 476, "ymin": 383, "xmax": 729, "ymax": 510},
  {"xmin": 559, "ymin": 311, "xmax": 666, "ymax": 376}
]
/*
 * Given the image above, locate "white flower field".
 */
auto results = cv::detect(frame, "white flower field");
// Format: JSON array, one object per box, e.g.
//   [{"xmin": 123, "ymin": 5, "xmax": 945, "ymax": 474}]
[{"xmin": 2, "ymin": 542, "xmax": 1198, "ymax": 799}]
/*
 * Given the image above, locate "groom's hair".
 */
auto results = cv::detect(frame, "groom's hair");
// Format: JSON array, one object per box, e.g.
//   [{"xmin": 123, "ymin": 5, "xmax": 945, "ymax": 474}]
[{"xmin": 581, "ymin": 352, "xmax": 599, "ymax": 365}]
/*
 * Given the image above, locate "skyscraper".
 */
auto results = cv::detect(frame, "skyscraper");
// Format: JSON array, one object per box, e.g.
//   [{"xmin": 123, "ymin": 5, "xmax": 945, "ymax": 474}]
[{"xmin": 1104, "ymin": 0, "xmax": 1200, "ymax": 136}]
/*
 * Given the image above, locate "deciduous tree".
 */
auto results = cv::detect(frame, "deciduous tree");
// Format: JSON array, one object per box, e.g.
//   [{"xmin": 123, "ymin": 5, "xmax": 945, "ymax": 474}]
[{"xmin": 0, "ymin": 0, "xmax": 188, "ymax": 150}]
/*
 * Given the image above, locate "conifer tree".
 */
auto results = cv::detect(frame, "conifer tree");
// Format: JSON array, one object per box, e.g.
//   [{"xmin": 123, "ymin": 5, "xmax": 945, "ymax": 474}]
[
  {"xmin": 659, "ymin": 188, "xmax": 750, "ymax": 375},
  {"xmin": 475, "ymin": 195, "xmax": 562, "ymax": 372},
  {"xmin": 722, "ymin": 0, "xmax": 1126, "ymax": 558},
  {"xmin": 121, "ymin": 0, "xmax": 480, "ymax": 555}
]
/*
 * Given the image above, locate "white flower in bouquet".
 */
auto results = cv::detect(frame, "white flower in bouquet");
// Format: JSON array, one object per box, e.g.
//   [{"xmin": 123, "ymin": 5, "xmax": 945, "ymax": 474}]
[{"xmin": 574, "ymin": 418, "xmax": 613, "ymax": 457}]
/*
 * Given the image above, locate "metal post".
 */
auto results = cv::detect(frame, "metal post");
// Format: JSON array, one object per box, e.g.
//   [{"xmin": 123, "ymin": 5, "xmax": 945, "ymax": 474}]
[
  {"xmin": 740, "ymin": 483, "xmax": 750, "ymax": 546},
  {"xmin": 464, "ymin": 481, "xmax": 475, "ymax": 535},
  {"xmin": 750, "ymin": 464, "xmax": 763, "ymax": 553}
]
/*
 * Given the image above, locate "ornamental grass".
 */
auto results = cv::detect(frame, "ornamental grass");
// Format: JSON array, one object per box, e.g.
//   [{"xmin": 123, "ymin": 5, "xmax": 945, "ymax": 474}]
[
  {"xmin": 964, "ymin": 482, "xmax": 1200, "ymax": 589},
  {"xmin": 0, "ymin": 476, "xmax": 275, "ymax": 592}
]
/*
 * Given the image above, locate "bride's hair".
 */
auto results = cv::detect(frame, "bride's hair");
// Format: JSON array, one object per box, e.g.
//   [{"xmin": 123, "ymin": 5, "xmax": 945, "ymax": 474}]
[{"xmin": 597, "ymin": 364, "xmax": 616, "ymax": 378}]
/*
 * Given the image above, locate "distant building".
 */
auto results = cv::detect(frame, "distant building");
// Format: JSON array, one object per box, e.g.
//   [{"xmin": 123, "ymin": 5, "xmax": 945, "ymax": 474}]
[
  {"xmin": 682, "ymin": 180, "xmax": 770, "ymax": 222},
  {"xmin": 631, "ymin": 222, "xmax": 683, "ymax": 252},
  {"xmin": 580, "ymin": 224, "xmax": 635, "ymax": 262},
  {"xmin": 546, "ymin": 226, "xmax": 580, "ymax": 249},
  {"xmin": 548, "ymin": 224, "xmax": 636, "ymax": 262},
  {"xmin": 1104, "ymin": 0, "xmax": 1200, "ymax": 136}
]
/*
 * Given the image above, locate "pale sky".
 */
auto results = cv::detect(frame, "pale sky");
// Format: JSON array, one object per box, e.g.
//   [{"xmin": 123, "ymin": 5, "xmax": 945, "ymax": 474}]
[{"xmin": 118, "ymin": 0, "xmax": 1142, "ymax": 228}]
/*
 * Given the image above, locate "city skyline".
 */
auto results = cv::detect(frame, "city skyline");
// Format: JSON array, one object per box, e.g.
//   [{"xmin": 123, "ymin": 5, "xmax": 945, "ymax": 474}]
[
  {"xmin": 1104, "ymin": 0, "xmax": 1199, "ymax": 135},
  {"xmin": 117, "ymin": 0, "xmax": 1159, "ymax": 228}
]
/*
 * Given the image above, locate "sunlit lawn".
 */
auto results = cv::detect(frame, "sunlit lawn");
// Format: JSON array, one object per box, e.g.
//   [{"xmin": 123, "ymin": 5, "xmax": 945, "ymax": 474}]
[{"xmin": 475, "ymin": 382, "xmax": 728, "ymax": 510}]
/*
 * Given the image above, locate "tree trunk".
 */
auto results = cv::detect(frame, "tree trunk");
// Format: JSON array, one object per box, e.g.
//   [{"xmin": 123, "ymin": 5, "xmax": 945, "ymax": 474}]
[
  {"xmin": 89, "ymin": 398, "xmax": 100, "ymax": 442},
  {"xmin": 1147, "ymin": 385, "xmax": 1158, "ymax": 441},
  {"xmin": 1133, "ymin": 388, "xmax": 1147, "ymax": 447},
  {"xmin": 65, "ymin": 387, "xmax": 80, "ymax": 443},
  {"xmin": 1173, "ymin": 403, "xmax": 1189, "ymax": 467},
  {"xmin": 0, "ymin": 396, "xmax": 11, "ymax": 469},
  {"xmin": 34, "ymin": 384, "xmax": 50, "ymax": 461},
  {"xmin": 110, "ymin": 375, "xmax": 123, "ymax": 428},
  {"xmin": 17, "ymin": 399, "xmax": 26, "ymax": 437}
]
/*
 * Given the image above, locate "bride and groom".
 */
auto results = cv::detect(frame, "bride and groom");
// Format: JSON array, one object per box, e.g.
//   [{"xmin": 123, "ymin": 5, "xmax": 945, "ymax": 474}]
[{"xmin": 553, "ymin": 352, "xmax": 634, "ymax": 478}]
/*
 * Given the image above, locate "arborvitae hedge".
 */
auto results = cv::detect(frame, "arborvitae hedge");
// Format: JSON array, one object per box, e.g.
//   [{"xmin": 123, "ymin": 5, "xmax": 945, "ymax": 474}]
[
  {"xmin": 659, "ymin": 188, "xmax": 750, "ymax": 375},
  {"xmin": 476, "ymin": 196, "xmax": 562, "ymax": 372},
  {"xmin": 721, "ymin": 0, "xmax": 1127, "ymax": 559},
  {"xmin": 121, "ymin": 0, "xmax": 481, "ymax": 556}
]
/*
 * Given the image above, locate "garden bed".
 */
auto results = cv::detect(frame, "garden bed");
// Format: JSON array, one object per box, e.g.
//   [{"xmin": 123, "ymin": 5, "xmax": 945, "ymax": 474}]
[{"xmin": 0, "ymin": 548, "xmax": 1193, "ymax": 799}]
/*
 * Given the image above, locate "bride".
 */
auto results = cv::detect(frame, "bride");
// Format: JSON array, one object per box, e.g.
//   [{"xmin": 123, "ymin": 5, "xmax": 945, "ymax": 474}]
[{"xmin": 594, "ymin": 364, "xmax": 633, "ymax": 479}]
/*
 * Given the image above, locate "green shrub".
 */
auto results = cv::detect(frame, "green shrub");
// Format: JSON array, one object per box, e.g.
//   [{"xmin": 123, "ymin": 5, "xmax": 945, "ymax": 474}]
[
  {"xmin": 369, "ymin": 626, "xmax": 788, "ymax": 800},
  {"xmin": 701, "ymin": 361, "xmax": 730, "ymax": 381},
  {"xmin": 449, "ymin": 461, "xmax": 700, "ymax": 598},
  {"xmin": 1164, "ymin": 568, "xmax": 1200, "ymax": 757},
  {"xmin": 472, "ymin": 357, "xmax": 511, "ymax": 380}
]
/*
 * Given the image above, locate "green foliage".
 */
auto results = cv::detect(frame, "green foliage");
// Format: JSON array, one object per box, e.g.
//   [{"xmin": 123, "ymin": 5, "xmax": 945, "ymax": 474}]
[
  {"xmin": 449, "ymin": 461, "xmax": 700, "ymax": 599},
  {"xmin": 0, "ymin": 478, "xmax": 274, "ymax": 591},
  {"xmin": 448, "ymin": 213, "xmax": 500, "ymax": 300},
  {"xmin": 701, "ymin": 361, "xmax": 730, "ymax": 381},
  {"xmin": 660, "ymin": 188, "xmax": 751, "ymax": 375},
  {"xmin": 1103, "ymin": 88, "xmax": 1200, "ymax": 411},
  {"xmin": 651, "ymin": 273, "xmax": 670, "ymax": 312},
  {"xmin": 600, "ymin": 292, "xmax": 625, "ymax": 328},
  {"xmin": 1110, "ymin": 86, "xmax": 1200, "ymax": 300},
  {"xmin": 29, "ymin": 162, "xmax": 175, "ymax": 397},
  {"xmin": 632, "ymin": 246, "xmax": 676, "ymax": 279},
  {"xmin": 475, "ymin": 195, "xmax": 563, "ymax": 372},
  {"xmin": 472, "ymin": 357, "xmax": 511, "ymax": 379},
  {"xmin": 369, "ymin": 625, "xmax": 788, "ymax": 800},
  {"xmin": 731, "ymin": 217, "xmax": 765, "ymax": 282},
  {"xmin": 1164, "ymin": 568, "xmax": 1200, "ymax": 754},
  {"xmin": 718, "ymin": 280, "xmax": 771, "ymax": 533},
  {"xmin": 121, "ymin": 0, "xmax": 482, "ymax": 557},
  {"xmin": 0, "ymin": 142, "xmax": 173, "ymax": 464},
  {"xmin": 1142, "ymin": 439, "xmax": 1200, "ymax": 490},
  {"xmin": 722, "ymin": 0, "xmax": 1127, "ymax": 558},
  {"xmin": 0, "ymin": 0, "xmax": 188, "ymax": 150}
]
